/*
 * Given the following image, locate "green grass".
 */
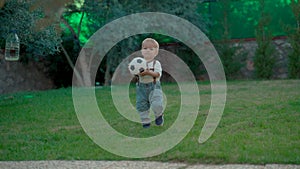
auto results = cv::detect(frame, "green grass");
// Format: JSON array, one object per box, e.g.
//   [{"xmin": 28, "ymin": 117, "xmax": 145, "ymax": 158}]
[{"xmin": 0, "ymin": 80, "xmax": 299, "ymax": 164}]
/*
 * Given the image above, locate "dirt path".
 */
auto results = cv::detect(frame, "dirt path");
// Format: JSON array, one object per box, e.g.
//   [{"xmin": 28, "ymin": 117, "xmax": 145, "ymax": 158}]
[{"xmin": 0, "ymin": 161, "xmax": 299, "ymax": 169}]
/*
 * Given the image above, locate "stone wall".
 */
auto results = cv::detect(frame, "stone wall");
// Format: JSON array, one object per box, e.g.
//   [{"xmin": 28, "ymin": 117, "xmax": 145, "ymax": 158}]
[
  {"xmin": 0, "ymin": 54, "xmax": 55, "ymax": 94},
  {"xmin": 161, "ymin": 37, "xmax": 292, "ymax": 81},
  {"xmin": 238, "ymin": 37, "xmax": 291, "ymax": 79}
]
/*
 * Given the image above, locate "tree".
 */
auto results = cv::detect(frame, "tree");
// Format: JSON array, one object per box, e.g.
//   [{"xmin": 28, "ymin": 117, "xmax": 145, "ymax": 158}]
[
  {"xmin": 254, "ymin": 0, "xmax": 275, "ymax": 79},
  {"xmin": 0, "ymin": 0, "xmax": 62, "ymax": 60},
  {"xmin": 0, "ymin": 0, "xmax": 89, "ymax": 87},
  {"xmin": 81, "ymin": 0, "xmax": 208, "ymax": 85},
  {"xmin": 286, "ymin": 0, "xmax": 300, "ymax": 78},
  {"xmin": 211, "ymin": 0, "xmax": 245, "ymax": 80}
]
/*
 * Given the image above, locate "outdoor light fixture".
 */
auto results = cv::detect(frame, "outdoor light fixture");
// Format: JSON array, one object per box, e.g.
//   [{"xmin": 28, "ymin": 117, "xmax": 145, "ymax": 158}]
[{"xmin": 5, "ymin": 30, "xmax": 20, "ymax": 61}]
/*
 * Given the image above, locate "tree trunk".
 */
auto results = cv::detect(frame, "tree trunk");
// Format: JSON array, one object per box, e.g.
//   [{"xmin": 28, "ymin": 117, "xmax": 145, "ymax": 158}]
[{"xmin": 104, "ymin": 60, "xmax": 111, "ymax": 86}]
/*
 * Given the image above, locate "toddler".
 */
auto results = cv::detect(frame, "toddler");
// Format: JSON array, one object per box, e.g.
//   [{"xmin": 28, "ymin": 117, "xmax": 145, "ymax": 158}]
[{"xmin": 136, "ymin": 38, "xmax": 164, "ymax": 128}]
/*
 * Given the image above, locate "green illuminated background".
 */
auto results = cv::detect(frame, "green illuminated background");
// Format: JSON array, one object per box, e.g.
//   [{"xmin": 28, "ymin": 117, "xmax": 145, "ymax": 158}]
[{"xmin": 64, "ymin": 0, "xmax": 296, "ymax": 44}]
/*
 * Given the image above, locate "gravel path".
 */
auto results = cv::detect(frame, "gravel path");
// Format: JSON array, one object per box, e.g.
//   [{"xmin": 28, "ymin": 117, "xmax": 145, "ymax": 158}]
[{"xmin": 0, "ymin": 161, "xmax": 299, "ymax": 169}]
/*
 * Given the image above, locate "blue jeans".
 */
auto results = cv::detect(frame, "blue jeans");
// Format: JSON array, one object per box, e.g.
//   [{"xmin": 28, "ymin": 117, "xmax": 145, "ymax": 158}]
[{"xmin": 136, "ymin": 81, "xmax": 163, "ymax": 124}]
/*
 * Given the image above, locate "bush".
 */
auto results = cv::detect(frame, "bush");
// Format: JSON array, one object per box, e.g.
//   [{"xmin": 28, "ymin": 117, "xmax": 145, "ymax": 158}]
[
  {"xmin": 287, "ymin": 0, "xmax": 300, "ymax": 79},
  {"xmin": 211, "ymin": 0, "xmax": 245, "ymax": 80},
  {"xmin": 254, "ymin": 0, "xmax": 275, "ymax": 79}
]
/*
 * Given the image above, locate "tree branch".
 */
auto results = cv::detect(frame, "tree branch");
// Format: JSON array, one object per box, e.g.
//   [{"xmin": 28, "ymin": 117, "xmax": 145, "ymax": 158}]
[
  {"xmin": 60, "ymin": 43, "xmax": 83, "ymax": 86},
  {"xmin": 60, "ymin": 16, "xmax": 79, "ymax": 40},
  {"xmin": 77, "ymin": 12, "xmax": 84, "ymax": 40}
]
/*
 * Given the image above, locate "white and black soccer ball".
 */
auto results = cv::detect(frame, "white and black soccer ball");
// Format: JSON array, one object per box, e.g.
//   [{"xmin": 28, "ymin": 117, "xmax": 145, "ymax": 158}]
[{"xmin": 128, "ymin": 57, "xmax": 147, "ymax": 75}]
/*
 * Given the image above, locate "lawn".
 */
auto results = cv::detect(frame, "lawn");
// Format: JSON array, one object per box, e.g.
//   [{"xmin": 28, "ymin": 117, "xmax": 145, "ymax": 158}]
[{"xmin": 0, "ymin": 80, "xmax": 299, "ymax": 164}]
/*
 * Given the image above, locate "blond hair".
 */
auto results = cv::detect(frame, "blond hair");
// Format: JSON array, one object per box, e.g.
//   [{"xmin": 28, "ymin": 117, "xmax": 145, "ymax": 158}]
[{"xmin": 142, "ymin": 38, "xmax": 159, "ymax": 49}]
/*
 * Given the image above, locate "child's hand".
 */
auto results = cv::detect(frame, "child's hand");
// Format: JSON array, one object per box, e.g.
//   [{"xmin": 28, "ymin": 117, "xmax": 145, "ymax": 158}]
[
  {"xmin": 139, "ymin": 69, "xmax": 150, "ymax": 76},
  {"xmin": 139, "ymin": 69, "xmax": 160, "ymax": 78}
]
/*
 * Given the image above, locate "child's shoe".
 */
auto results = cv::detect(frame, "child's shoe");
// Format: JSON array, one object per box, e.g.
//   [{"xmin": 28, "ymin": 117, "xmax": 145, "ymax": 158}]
[
  {"xmin": 155, "ymin": 115, "xmax": 164, "ymax": 126},
  {"xmin": 142, "ymin": 123, "xmax": 151, "ymax": 128}
]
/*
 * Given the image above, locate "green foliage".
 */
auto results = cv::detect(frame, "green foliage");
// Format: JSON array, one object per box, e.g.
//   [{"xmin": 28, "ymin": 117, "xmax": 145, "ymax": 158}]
[
  {"xmin": 216, "ymin": 42, "xmax": 245, "ymax": 80},
  {"xmin": 62, "ymin": 12, "xmax": 91, "ymax": 46},
  {"xmin": 2, "ymin": 0, "xmax": 298, "ymax": 87},
  {"xmin": 0, "ymin": 0, "xmax": 61, "ymax": 60},
  {"xmin": 79, "ymin": 0, "xmax": 208, "ymax": 85},
  {"xmin": 83, "ymin": 0, "xmax": 207, "ymax": 32},
  {"xmin": 202, "ymin": 0, "xmax": 294, "ymax": 39},
  {"xmin": 211, "ymin": 0, "xmax": 245, "ymax": 80},
  {"xmin": 47, "ymin": 0, "xmax": 299, "ymax": 86},
  {"xmin": 254, "ymin": 0, "xmax": 275, "ymax": 79},
  {"xmin": 286, "ymin": 0, "xmax": 300, "ymax": 78}
]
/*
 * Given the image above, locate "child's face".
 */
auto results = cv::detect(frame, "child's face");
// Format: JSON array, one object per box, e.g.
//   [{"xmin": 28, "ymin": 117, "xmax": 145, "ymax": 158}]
[{"xmin": 141, "ymin": 41, "xmax": 158, "ymax": 62}]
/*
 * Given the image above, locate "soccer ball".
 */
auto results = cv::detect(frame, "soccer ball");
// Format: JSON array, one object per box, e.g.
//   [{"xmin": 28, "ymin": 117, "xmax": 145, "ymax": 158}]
[{"xmin": 128, "ymin": 57, "xmax": 147, "ymax": 75}]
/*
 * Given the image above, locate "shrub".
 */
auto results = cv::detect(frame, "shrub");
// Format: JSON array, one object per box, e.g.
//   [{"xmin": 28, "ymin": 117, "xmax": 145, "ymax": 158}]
[
  {"xmin": 254, "ymin": 0, "xmax": 275, "ymax": 79},
  {"xmin": 286, "ymin": 0, "xmax": 300, "ymax": 78}
]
